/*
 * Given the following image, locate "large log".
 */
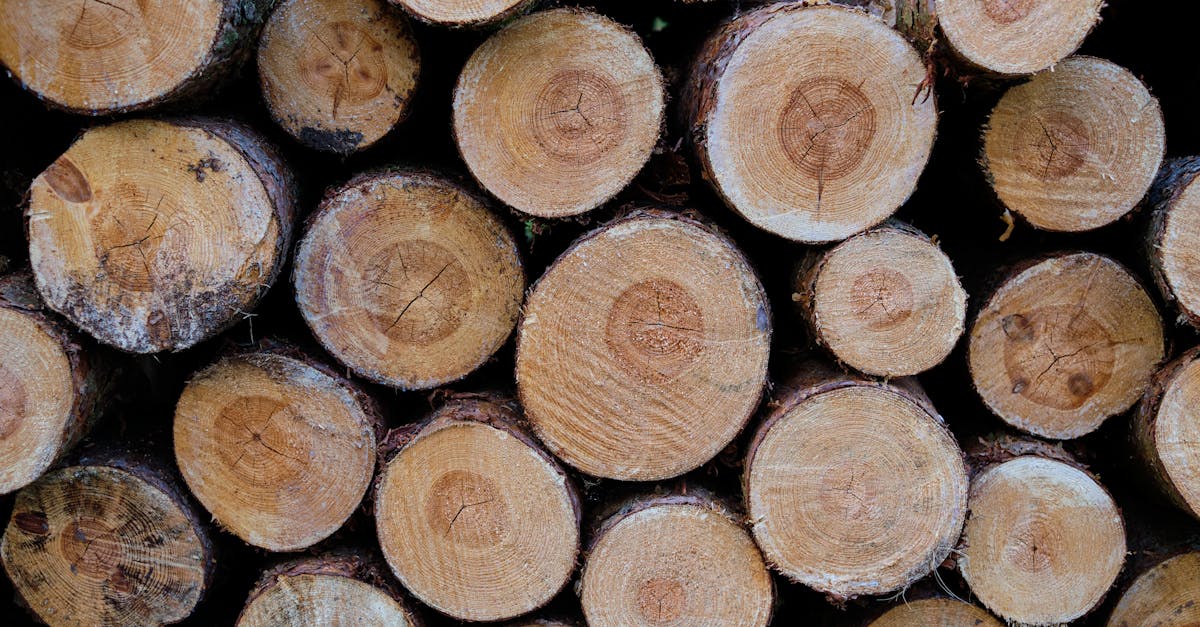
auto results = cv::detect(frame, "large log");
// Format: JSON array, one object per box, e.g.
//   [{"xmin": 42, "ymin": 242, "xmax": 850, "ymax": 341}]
[
  {"xmin": 27, "ymin": 117, "xmax": 296, "ymax": 354},
  {"xmin": 453, "ymin": 8, "xmax": 664, "ymax": 217},
  {"xmin": 294, "ymin": 169, "xmax": 524, "ymax": 390},
  {"xmin": 743, "ymin": 360, "xmax": 968, "ymax": 600},
  {"xmin": 1132, "ymin": 346, "xmax": 1200, "ymax": 521},
  {"xmin": 682, "ymin": 3, "xmax": 936, "ymax": 243},
  {"xmin": 516, "ymin": 210, "xmax": 770, "ymax": 481},
  {"xmin": 0, "ymin": 0, "xmax": 271, "ymax": 114},
  {"xmin": 1146, "ymin": 157, "xmax": 1200, "ymax": 329},
  {"xmin": 374, "ymin": 394, "xmax": 580, "ymax": 622},
  {"xmin": 1107, "ymin": 551, "xmax": 1200, "ymax": 627},
  {"xmin": 968, "ymin": 252, "xmax": 1165, "ymax": 439},
  {"xmin": 173, "ymin": 347, "xmax": 380, "ymax": 551}
]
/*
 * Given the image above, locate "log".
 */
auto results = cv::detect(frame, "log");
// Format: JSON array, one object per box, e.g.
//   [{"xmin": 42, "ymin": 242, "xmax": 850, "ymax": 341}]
[
  {"xmin": 968, "ymin": 252, "xmax": 1165, "ymax": 439},
  {"xmin": 392, "ymin": 0, "xmax": 535, "ymax": 27},
  {"xmin": 792, "ymin": 221, "xmax": 966, "ymax": 377},
  {"xmin": 681, "ymin": 3, "xmax": 936, "ymax": 243},
  {"xmin": 294, "ymin": 169, "xmax": 524, "ymax": 390},
  {"xmin": 27, "ymin": 117, "xmax": 296, "ymax": 354},
  {"xmin": 0, "ymin": 448, "xmax": 215, "ymax": 625},
  {"xmin": 173, "ymin": 347, "xmax": 380, "ymax": 552},
  {"xmin": 957, "ymin": 445, "xmax": 1125, "ymax": 625},
  {"xmin": 258, "ymin": 0, "xmax": 421, "ymax": 154},
  {"xmin": 743, "ymin": 361, "xmax": 968, "ymax": 600},
  {"xmin": 936, "ymin": 0, "xmax": 1102, "ymax": 75},
  {"xmin": 0, "ymin": 0, "xmax": 271, "ymax": 115},
  {"xmin": 869, "ymin": 598, "xmax": 1001, "ymax": 627},
  {"xmin": 1146, "ymin": 157, "xmax": 1200, "ymax": 329},
  {"xmin": 452, "ymin": 8, "xmax": 665, "ymax": 217},
  {"xmin": 0, "ymin": 271, "xmax": 108, "ymax": 495},
  {"xmin": 1107, "ymin": 551, "xmax": 1200, "ymax": 627},
  {"xmin": 374, "ymin": 394, "xmax": 580, "ymax": 622},
  {"xmin": 580, "ymin": 491, "xmax": 774, "ymax": 627},
  {"xmin": 983, "ymin": 56, "xmax": 1165, "ymax": 232},
  {"xmin": 1132, "ymin": 346, "xmax": 1200, "ymax": 520},
  {"xmin": 516, "ymin": 210, "xmax": 770, "ymax": 481},
  {"xmin": 237, "ymin": 552, "xmax": 420, "ymax": 626}
]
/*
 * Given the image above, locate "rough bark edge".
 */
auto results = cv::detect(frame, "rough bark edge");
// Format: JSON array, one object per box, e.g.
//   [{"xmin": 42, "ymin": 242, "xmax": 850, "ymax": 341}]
[
  {"xmin": 1132, "ymin": 345, "xmax": 1200, "ymax": 520},
  {"xmin": 238, "ymin": 549, "xmax": 423, "ymax": 626},
  {"xmin": 2, "ymin": 0, "xmax": 274, "ymax": 116},
  {"xmin": 293, "ymin": 167, "xmax": 526, "ymax": 390},
  {"xmin": 391, "ymin": 0, "xmax": 538, "ymax": 28},
  {"xmin": 1145, "ymin": 157, "xmax": 1200, "ymax": 329},
  {"xmin": 513, "ymin": 207, "xmax": 772, "ymax": 478}
]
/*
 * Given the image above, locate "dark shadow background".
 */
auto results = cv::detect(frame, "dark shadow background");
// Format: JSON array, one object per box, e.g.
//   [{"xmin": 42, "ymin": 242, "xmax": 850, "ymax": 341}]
[{"xmin": 1, "ymin": 0, "xmax": 1199, "ymax": 624}]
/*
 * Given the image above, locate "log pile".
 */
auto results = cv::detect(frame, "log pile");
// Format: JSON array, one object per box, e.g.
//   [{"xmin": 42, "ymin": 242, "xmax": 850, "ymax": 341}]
[{"xmin": 0, "ymin": 0, "xmax": 1198, "ymax": 625}]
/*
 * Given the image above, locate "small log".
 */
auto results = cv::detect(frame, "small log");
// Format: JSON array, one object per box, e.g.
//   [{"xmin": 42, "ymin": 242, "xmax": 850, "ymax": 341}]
[
  {"xmin": 0, "ymin": 271, "xmax": 108, "ymax": 494},
  {"xmin": 792, "ymin": 221, "xmax": 966, "ymax": 377},
  {"xmin": 936, "ymin": 0, "xmax": 1103, "ymax": 75},
  {"xmin": 958, "ymin": 446, "xmax": 1125, "ymax": 625},
  {"xmin": 1107, "ymin": 551, "xmax": 1200, "ymax": 627},
  {"xmin": 237, "ymin": 552, "xmax": 421, "ymax": 626},
  {"xmin": 0, "ymin": 449, "xmax": 215, "ymax": 625},
  {"xmin": 173, "ymin": 347, "xmax": 380, "ymax": 552},
  {"xmin": 983, "ymin": 56, "xmax": 1165, "ymax": 232},
  {"xmin": 258, "ymin": 0, "xmax": 420, "ymax": 154},
  {"xmin": 453, "ymin": 8, "xmax": 665, "ymax": 217},
  {"xmin": 516, "ymin": 210, "xmax": 770, "ymax": 481},
  {"xmin": 374, "ymin": 394, "xmax": 580, "ymax": 622},
  {"xmin": 869, "ymin": 597, "xmax": 1001, "ymax": 627},
  {"xmin": 392, "ymin": 0, "xmax": 535, "ymax": 27},
  {"xmin": 294, "ymin": 169, "xmax": 525, "ymax": 390},
  {"xmin": 968, "ymin": 252, "xmax": 1165, "ymax": 439},
  {"xmin": 580, "ymin": 491, "xmax": 774, "ymax": 627},
  {"xmin": 0, "ymin": 0, "xmax": 271, "ymax": 114},
  {"xmin": 743, "ymin": 361, "xmax": 968, "ymax": 600},
  {"xmin": 1132, "ymin": 346, "xmax": 1200, "ymax": 520},
  {"xmin": 27, "ymin": 117, "xmax": 296, "ymax": 354},
  {"xmin": 1146, "ymin": 157, "xmax": 1200, "ymax": 329},
  {"xmin": 682, "ymin": 3, "xmax": 936, "ymax": 243}
]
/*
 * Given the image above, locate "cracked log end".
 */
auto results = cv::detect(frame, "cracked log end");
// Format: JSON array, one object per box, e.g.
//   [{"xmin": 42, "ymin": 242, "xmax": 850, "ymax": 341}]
[
  {"xmin": 27, "ymin": 118, "xmax": 295, "ymax": 354},
  {"xmin": 870, "ymin": 598, "xmax": 1001, "ymax": 626},
  {"xmin": 794, "ymin": 221, "xmax": 966, "ymax": 377},
  {"xmin": 969, "ymin": 252, "xmax": 1165, "ymax": 440},
  {"xmin": 374, "ymin": 397, "xmax": 579, "ymax": 622},
  {"xmin": 1134, "ymin": 347, "xmax": 1200, "ymax": 520},
  {"xmin": 1108, "ymin": 552, "xmax": 1200, "ymax": 627},
  {"xmin": 1, "ymin": 463, "xmax": 213, "ymax": 626},
  {"xmin": 393, "ymin": 0, "xmax": 532, "ymax": 27},
  {"xmin": 237, "ymin": 553, "xmax": 419, "ymax": 626},
  {"xmin": 516, "ymin": 211, "xmax": 771, "ymax": 481},
  {"xmin": 984, "ymin": 56, "xmax": 1165, "ymax": 232},
  {"xmin": 744, "ymin": 367, "xmax": 967, "ymax": 599},
  {"xmin": 938, "ymin": 0, "xmax": 1102, "ymax": 75},
  {"xmin": 174, "ymin": 350, "xmax": 377, "ymax": 552},
  {"xmin": 959, "ymin": 456, "xmax": 1125, "ymax": 625},
  {"xmin": 452, "ymin": 8, "xmax": 664, "ymax": 217},
  {"xmin": 581, "ymin": 495, "xmax": 774, "ymax": 627},
  {"xmin": 294, "ymin": 170, "xmax": 525, "ymax": 390},
  {"xmin": 0, "ymin": 0, "xmax": 253, "ymax": 114},
  {"xmin": 258, "ymin": 0, "xmax": 420, "ymax": 154},
  {"xmin": 683, "ymin": 4, "xmax": 935, "ymax": 243}
]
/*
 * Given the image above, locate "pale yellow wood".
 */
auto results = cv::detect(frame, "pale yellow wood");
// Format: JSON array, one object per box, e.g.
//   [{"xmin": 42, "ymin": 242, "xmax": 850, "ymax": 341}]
[
  {"xmin": 870, "ymin": 598, "xmax": 1001, "ymax": 627},
  {"xmin": 1108, "ymin": 552, "xmax": 1200, "ymax": 627},
  {"xmin": 939, "ymin": 0, "xmax": 1103, "ymax": 74},
  {"xmin": 238, "ymin": 573, "xmax": 415, "ymax": 626}
]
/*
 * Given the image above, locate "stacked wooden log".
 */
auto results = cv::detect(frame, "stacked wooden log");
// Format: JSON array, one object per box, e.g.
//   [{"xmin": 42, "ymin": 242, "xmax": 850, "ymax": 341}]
[{"xmin": 0, "ymin": 0, "xmax": 1198, "ymax": 625}]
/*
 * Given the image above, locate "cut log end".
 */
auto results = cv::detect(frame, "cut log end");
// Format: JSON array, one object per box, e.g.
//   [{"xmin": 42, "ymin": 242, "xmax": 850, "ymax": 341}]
[
  {"xmin": 174, "ymin": 351, "xmax": 376, "ymax": 551},
  {"xmin": 1135, "ymin": 348, "xmax": 1200, "ymax": 519},
  {"xmin": 516, "ymin": 212, "xmax": 770, "ymax": 481},
  {"xmin": 295, "ymin": 170, "xmax": 524, "ymax": 390},
  {"xmin": 453, "ymin": 8, "xmax": 664, "ymax": 217},
  {"xmin": 237, "ymin": 554, "xmax": 418, "ymax": 626},
  {"xmin": 28, "ymin": 118, "xmax": 294, "ymax": 354},
  {"xmin": 375, "ymin": 398, "xmax": 579, "ymax": 622},
  {"xmin": 745, "ymin": 374, "xmax": 967, "ymax": 599},
  {"xmin": 1108, "ymin": 552, "xmax": 1200, "ymax": 627},
  {"xmin": 394, "ymin": 0, "xmax": 531, "ymax": 26},
  {"xmin": 1149, "ymin": 158, "xmax": 1200, "ymax": 329},
  {"xmin": 938, "ymin": 0, "xmax": 1103, "ymax": 75},
  {"xmin": 686, "ymin": 4, "xmax": 935, "ymax": 243},
  {"xmin": 960, "ymin": 456, "xmax": 1125, "ymax": 625},
  {"xmin": 969, "ymin": 252, "xmax": 1165, "ymax": 439},
  {"xmin": 259, "ymin": 0, "xmax": 420, "ymax": 154},
  {"xmin": 1, "ymin": 464, "xmax": 212, "ymax": 626},
  {"xmin": 870, "ymin": 598, "xmax": 1001, "ymax": 627},
  {"xmin": 796, "ymin": 223, "xmax": 966, "ymax": 377},
  {"xmin": 581, "ymin": 497, "xmax": 774, "ymax": 627},
  {"xmin": 984, "ymin": 56, "xmax": 1164, "ymax": 232}
]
